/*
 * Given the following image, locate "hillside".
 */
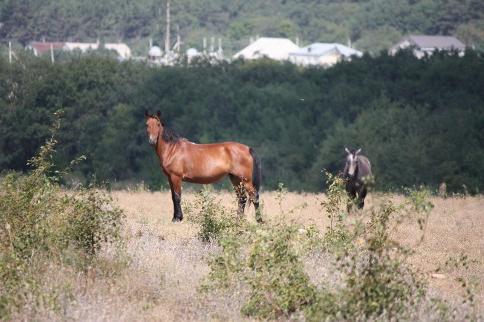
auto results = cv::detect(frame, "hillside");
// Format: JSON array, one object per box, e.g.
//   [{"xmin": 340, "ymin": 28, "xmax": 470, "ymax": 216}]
[{"xmin": 1, "ymin": 0, "xmax": 483, "ymax": 54}]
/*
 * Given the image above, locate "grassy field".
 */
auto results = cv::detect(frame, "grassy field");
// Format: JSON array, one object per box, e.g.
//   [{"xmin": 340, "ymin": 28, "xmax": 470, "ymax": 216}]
[{"xmin": 16, "ymin": 188, "xmax": 476, "ymax": 321}]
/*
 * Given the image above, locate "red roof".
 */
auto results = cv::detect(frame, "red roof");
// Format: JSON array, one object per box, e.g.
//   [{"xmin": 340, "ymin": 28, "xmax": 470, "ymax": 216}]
[{"xmin": 29, "ymin": 42, "xmax": 65, "ymax": 55}]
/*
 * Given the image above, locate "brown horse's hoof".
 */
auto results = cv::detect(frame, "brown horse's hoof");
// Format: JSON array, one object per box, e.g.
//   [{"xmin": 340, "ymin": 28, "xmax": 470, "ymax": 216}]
[{"xmin": 172, "ymin": 217, "xmax": 183, "ymax": 223}]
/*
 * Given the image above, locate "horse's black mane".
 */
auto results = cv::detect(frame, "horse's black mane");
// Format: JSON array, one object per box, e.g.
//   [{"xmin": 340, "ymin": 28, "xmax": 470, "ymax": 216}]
[{"xmin": 162, "ymin": 126, "xmax": 183, "ymax": 143}]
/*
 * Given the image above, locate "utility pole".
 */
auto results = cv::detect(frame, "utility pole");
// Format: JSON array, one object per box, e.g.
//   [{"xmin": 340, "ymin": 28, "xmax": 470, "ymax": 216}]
[
  {"xmin": 50, "ymin": 43, "xmax": 55, "ymax": 64},
  {"xmin": 177, "ymin": 24, "xmax": 181, "ymax": 52},
  {"xmin": 8, "ymin": 41, "xmax": 12, "ymax": 64},
  {"xmin": 164, "ymin": 0, "xmax": 171, "ymax": 54}
]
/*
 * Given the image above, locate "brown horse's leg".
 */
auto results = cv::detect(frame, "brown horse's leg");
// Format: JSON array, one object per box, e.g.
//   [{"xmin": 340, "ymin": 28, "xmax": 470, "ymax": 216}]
[
  {"xmin": 168, "ymin": 175, "xmax": 183, "ymax": 222},
  {"xmin": 229, "ymin": 175, "xmax": 247, "ymax": 216},
  {"xmin": 244, "ymin": 180, "xmax": 262, "ymax": 223}
]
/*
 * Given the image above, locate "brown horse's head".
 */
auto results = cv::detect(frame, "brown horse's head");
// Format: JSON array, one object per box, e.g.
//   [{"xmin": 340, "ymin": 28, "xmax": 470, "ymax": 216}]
[
  {"xmin": 344, "ymin": 147, "xmax": 362, "ymax": 178},
  {"xmin": 145, "ymin": 111, "xmax": 164, "ymax": 146}
]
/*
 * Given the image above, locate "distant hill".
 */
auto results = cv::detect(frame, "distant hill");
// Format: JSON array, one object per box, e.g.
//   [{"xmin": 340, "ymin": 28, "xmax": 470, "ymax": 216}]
[{"xmin": 1, "ymin": 0, "xmax": 483, "ymax": 55}]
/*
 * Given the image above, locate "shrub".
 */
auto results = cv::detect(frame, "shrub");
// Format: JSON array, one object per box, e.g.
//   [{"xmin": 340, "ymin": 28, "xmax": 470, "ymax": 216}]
[
  {"xmin": 198, "ymin": 194, "xmax": 318, "ymax": 319},
  {"xmin": 185, "ymin": 186, "xmax": 241, "ymax": 242},
  {"xmin": 199, "ymin": 173, "xmax": 479, "ymax": 321},
  {"xmin": 308, "ymin": 175, "xmax": 431, "ymax": 321},
  {"xmin": 241, "ymin": 223, "xmax": 317, "ymax": 319},
  {"xmin": 0, "ymin": 116, "xmax": 124, "ymax": 318}
]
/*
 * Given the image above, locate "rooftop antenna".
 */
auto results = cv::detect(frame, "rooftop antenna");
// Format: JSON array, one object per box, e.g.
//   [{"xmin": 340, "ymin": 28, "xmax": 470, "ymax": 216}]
[{"xmin": 164, "ymin": 0, "xmax": 171, "ymax": 54}]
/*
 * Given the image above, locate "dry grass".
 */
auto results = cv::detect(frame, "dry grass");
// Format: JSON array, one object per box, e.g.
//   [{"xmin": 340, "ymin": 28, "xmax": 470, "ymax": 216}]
[{"xmin": 17, "ymin": 189, "xmax": 483, "ymax": 321}]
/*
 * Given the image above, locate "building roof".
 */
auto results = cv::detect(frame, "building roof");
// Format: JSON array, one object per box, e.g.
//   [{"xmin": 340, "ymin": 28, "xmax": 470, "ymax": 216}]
[
  {"xmin": 394, "ymin": 35, "xmax": 465, "ymax": 51},
  {"xmin": 290, "ymin": 43, "xmax": 362, "ymax": 58},
  {"xmin": 233, "ymin": 37, "xmax": 299, "ymax": 61},
  {"xmin": 27, "ymin": 42, "xmax": 65, "ymax": 55}
]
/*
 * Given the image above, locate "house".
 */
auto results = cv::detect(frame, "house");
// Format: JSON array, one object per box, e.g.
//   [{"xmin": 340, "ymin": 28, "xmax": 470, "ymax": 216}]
[
  {"xmin": 27, "ymin": 41, "xmax": 132, "ymax": 60},
  {"xmin": 389, "ymin": 35, "xmax": 466, "ymax": 58},
  {"xmin": 27, "ymin": 41, "xmax": 65, "ymax": 56},
  {"xmin": 64, "ymin": 42, "xmax": 99, "ymax": 52},
  {"xmin": 233, "ymin": 37, "xmax": 299, "ymax": 61},
  {"xmin": 289, "ymin": 43, "xmax": 362, "ymax": 67},
  {"xmin": 104, "ymin": 43, "xmax": 132, "ymax": 59}
]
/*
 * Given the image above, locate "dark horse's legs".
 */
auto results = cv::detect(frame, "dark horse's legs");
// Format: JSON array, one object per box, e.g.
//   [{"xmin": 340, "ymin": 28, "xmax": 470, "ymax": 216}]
[
  {"xmin": 357, "ymin": 187, "xmax": 367, "ymax": 209},
  {"xmin": 346, "ymin": 185, "xmax": 357, "ymax": 212},
  {"xmin": 169, "ymin": 175, "xmax": 183, "ymax": 222}
]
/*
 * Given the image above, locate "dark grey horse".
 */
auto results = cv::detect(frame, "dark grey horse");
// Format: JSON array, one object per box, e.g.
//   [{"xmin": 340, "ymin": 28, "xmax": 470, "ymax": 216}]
[{"xmin": 343, "ymin": 147, "xmax": 372, "ymax": 210}]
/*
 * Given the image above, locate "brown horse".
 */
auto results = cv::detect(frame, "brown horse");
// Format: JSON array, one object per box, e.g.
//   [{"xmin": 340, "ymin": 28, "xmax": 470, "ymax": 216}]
[{"xmin": 145, "ymin": 111, "xmax": 261, "ymax": 222}]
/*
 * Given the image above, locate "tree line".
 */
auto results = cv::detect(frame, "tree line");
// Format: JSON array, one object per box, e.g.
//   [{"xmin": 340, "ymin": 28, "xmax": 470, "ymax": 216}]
[{"xmin": 0, "ymin": 50, "xmax": 483, "ymax": 193}]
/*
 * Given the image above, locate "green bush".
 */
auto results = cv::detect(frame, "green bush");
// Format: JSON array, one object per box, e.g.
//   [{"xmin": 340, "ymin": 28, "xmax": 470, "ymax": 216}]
[
  {"xmin": 0, "ymin": 118, "xmax": 124, "ymax": 318},
  {"xmin": 185, "ymin": 187, "xmax": 241, "ymax": 243},
  {"xmin": 198, "ymin": 195, "xmax": 318, "ymax": 319},
  {"xmin": 241, "ymin": 223, "xmax": 317, "ymax": 319}
]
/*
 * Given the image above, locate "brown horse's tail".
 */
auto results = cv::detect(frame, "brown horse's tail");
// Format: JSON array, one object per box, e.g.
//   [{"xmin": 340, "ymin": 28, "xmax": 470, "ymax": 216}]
[{"xmin": 249, "ymin": 148, "xmax": 261, "ymax": 198}]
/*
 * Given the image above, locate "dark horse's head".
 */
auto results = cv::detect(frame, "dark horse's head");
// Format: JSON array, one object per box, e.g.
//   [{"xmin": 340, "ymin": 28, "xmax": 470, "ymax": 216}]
[
  {"xmin": 145, "ymin": 111, "xmax": 164, "ymax": 146},
  {"xmin": 344, "ymin": 147, "xmax": 362, "ymax": 179}
]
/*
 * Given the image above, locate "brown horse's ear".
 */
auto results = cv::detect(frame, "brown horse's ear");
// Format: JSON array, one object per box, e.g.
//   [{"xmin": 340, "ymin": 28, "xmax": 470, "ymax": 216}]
[
  {"xmin": 144, "ymin": 110, "xmax": 150, "ymax": 118},
  {"xmin": 345, "ymin": 147, "xmax": 351, "ymax": 154},
  {"xmin": 156, "ymin": 111, "xmax": 165, "ymax": 126},
  {"xmin": 355, "ymin": 148, "xmax": 362, "ymax": 155}
]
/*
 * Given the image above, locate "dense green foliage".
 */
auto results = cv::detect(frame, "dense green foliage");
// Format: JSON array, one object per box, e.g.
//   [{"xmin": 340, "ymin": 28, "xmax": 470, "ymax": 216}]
[
  {"xmin": 0, "ymin": 50, "xmax": 483, "ymax": 192},
  {"xmin": 1, "ymin": 0, "xmax": 484, "ymax": 53}
]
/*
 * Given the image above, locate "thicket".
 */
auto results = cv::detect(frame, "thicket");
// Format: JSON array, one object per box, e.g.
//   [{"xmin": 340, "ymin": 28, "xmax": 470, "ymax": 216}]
[
  {"xmin": 0, "ymin": 117, "xmax": 124, "ymax": 318},
  {"xmin": 188, "ymin": 175, "xmax": 479, "ymax": 321},
  {"xmin": 1, "ymin": 50, "xmax": 483, "ymax": 193}
]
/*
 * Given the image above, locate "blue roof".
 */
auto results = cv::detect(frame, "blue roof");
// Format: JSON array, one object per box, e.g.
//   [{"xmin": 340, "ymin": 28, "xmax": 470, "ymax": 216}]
[{"xmin": 290, "ymin": 43, "xmax": 362, "ymax": 57}]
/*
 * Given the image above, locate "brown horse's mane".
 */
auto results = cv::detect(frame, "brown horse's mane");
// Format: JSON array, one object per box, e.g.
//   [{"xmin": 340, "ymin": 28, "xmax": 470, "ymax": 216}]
[{"xmin": 162, "ymin": 126, "xmax": 183, "ymax": 143}]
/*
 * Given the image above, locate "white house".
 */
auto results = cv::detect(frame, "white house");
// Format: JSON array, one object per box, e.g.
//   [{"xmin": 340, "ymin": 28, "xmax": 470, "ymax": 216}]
[
  {"xmin": 64, "ymin": 42, "xmax": 99, "ymax": 52},
  {"xmin": 233, "ymin": 37, "xmax": 299, "ymax": 61},
  {"xmin": 389, "ymin": 35, "xmax": 466, "ymax": 58},
  {"xmin": 289, "ymin": 43, "xmax": 362, "ymax": 67},
  {"xmin": 105, "ymin": 43, "xmax": 132, "ymax": 59}
]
